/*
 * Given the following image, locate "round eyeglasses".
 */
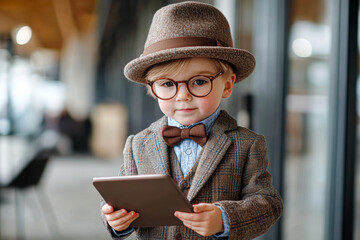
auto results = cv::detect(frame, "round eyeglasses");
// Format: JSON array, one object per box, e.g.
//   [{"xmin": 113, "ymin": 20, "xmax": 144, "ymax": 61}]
[{"xmin": 147, "ymin": 71, "xmax": 223, "ymax": 100}]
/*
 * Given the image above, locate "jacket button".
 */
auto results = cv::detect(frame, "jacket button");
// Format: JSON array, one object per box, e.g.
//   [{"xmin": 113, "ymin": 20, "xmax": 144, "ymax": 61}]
[
  {"xmin": 180, "ymin": 180, "xmax": 189, "ymax": 189},
  {"xmin": 175, "ymin": 233, "xmax": 182, "ymax": 240}
]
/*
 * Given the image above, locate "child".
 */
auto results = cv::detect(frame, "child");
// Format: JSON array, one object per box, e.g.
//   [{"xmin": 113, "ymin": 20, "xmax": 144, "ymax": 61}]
[{"xmin": 101, "ymin": 1, "xmax": 283, "ymax": 239}]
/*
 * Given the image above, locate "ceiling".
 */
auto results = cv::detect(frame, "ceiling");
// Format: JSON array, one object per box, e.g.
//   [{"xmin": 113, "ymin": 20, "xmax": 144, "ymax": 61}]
[{"xmin": 0, "ymin": 0, "xmax": 97, "ymax": 53}]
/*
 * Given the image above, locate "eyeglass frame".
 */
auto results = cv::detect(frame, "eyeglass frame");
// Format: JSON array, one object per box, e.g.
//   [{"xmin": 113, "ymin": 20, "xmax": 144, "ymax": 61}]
[{"xmin": 146, "ymin": 71, "xmax": 223, "ymax": 100}]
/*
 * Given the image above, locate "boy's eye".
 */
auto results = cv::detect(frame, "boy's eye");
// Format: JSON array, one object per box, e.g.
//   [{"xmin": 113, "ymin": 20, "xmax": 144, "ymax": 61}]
[
  {"xmin": 194, "ymin": 79, "xmax": 206, "ymax": 85},
  {"xmin": 191, "ymin": 77, "xmax": 210, "ymax": 86},
  {"xmin": 158, "ymin": 80, "xmax": 175, "ymax": 88}
]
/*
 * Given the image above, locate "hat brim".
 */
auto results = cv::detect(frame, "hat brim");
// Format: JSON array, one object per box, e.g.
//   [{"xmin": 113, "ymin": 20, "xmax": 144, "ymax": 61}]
[{"xmin": 124, "ymin": 46, "xmax": 256, "ymax": 84}]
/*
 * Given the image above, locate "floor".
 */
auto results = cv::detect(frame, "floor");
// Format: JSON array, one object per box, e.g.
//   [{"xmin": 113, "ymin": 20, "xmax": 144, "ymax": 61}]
[
  {"xmin": 1, "ymin": 152, "xmax": 359, "ymax": 240},
  {"xmin": 0, "ymin": 155, "xmax": 136, "ymax": 240}
]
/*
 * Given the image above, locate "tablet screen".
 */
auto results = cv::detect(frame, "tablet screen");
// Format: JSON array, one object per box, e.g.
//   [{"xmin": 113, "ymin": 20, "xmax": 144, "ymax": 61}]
[{"xmin": 93, "ymin": 174, "xmax": 193, "ymax": 227}]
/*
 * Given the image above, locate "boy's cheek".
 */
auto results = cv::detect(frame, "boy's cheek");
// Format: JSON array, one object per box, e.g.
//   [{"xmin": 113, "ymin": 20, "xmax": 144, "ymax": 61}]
[{"xmin": 158, "ymin": 99, "xmax": 174, "ymax": 116}]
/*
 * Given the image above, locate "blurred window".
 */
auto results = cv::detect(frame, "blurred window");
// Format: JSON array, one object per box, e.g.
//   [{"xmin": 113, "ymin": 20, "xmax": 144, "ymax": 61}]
[
  {"xmin": 215, "ymin": 0, "xmax": 254, "ymax": 126},
  {"xmin": 283, "ymin": 0, "xmax": 332, "ymax": 239},
  {"xmin": 0, "ymin": 45, "xmax": 10, "ymax": 135}
]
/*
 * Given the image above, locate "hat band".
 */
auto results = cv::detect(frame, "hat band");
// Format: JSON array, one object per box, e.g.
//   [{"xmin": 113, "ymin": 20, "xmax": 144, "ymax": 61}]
[{"xmin": 142, "ymin": 37, "xmax": 228, "ymax": 56}]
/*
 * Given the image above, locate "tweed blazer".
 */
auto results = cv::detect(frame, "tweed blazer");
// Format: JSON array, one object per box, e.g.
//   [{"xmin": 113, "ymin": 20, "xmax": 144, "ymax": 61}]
[{"xmin": 102, "ymin": 111, "xmax": 283, "ymax": 240}]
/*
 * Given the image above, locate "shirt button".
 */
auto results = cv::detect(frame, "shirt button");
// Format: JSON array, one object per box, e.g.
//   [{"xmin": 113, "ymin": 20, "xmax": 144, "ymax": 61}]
[
  {"xmin": 185, "ymin": 149, "xmax": 192, "ymax": 155},
  {"xmin": 175, "ymin": 233, "xmax": 183, "ymax": 240}
]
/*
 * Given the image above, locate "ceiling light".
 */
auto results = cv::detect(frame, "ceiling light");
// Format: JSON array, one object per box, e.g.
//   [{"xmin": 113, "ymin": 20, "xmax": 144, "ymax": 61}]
[
  {"xmin": 15, "ymin": 26, "xmax": 32, "ymax": 45},
  {"xmin": 292, "ymin": 38, "xmax": 312, "ymax": 58}
]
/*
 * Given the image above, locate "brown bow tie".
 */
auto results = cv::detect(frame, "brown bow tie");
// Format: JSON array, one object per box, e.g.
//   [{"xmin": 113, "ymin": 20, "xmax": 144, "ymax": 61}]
[{"xmin": 162, "ymin": 124, "xmax": 207, "ymax": 147}]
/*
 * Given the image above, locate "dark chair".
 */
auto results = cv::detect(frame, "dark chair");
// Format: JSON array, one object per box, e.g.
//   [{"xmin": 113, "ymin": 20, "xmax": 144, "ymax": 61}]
[
  {"xmin": 7, "ymin": 150, "xmax": 51, "ymax": 189},
  {"xmin": 0, "ymin": 149, "xmax": 60, "ymax": 239}
]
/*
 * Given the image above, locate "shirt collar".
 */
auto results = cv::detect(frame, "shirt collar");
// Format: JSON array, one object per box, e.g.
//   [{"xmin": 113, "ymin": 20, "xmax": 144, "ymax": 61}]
[{"xmin": 167, "ymin": 107, "xmax": 221, "ymax": 136}]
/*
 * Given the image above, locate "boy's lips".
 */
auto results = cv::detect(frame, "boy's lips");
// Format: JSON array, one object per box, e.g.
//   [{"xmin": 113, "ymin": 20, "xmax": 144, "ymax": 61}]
[{"xmin": 177, "ymin": 108, "xmax": 196, "ymax": 112}]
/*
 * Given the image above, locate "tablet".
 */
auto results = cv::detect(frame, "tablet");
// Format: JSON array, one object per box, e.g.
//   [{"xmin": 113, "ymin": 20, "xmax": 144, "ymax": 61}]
[{"xmin": 92, "ymin": 174, "xmax": 193, "ymax": 227}]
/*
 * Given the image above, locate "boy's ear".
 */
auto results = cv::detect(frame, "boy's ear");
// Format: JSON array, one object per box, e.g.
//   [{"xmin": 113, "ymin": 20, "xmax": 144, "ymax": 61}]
[{"xmin": 222, "ymin": 73, "xmax": 236, "ymax": 98}]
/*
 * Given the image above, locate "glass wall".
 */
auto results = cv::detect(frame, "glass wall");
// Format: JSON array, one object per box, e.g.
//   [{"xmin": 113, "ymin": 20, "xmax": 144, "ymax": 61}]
[
  {"xmin": 283, "ymin": 0, "xmax": 332, "ymax": 239},
  {"xmin": 220, "ymin": 0, "xmax": 254, "ymax": 127},
  {"xmin": 355, "ymin": 5, "xmax": 360, "ymax": 240}
]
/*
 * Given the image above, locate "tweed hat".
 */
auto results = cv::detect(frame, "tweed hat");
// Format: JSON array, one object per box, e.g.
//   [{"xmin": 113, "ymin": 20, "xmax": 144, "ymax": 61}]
[{"xmin": 124, "ymin": 1, "xmax": 255, "ymax": 84}]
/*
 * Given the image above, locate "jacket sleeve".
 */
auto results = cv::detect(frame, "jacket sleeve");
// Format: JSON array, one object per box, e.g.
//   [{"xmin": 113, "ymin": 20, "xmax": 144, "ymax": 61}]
[
  {"xmin": 215, "ymin": 135, "xmax": 283, "ymax": 240},
  {"xmin": 101, "ymin": 135, "xmax": 138, "ymax": 240}
]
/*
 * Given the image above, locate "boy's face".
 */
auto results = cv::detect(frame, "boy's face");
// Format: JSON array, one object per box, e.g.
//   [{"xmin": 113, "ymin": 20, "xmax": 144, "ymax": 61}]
[{"xmin": 157, "ymin": 58, "xmax": 236, "ymax": 126}]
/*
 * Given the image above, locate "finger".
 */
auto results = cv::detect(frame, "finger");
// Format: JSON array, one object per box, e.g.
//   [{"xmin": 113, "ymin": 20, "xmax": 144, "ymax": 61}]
[
  {"xmin": 181, "ymin": 219, "xmax": 202, "ymax": 228},
  {"xmin": 102, "ymin": 204, "xmax": 114, "ymax": 214},
  {"xmin": 111, "ymin": 212, "xmax": 139, "ymax": 230},
  {"xmin": 174, "ymin": 211, "xmax": 191, "ymax": 221},
  {"xmin": 175, "ymin": 211, "xmax": 201, "ymax": 222},
  {"xmin": 182, "ymin": 219, "xmax": 194, "ymax": 230},
  {"xmin": 182, "ymin": 220, "xmax": 208, "ymax": 236},
  {"xmin": 192, "ymin": 203, "xmax": 215, "ymax": 213},
  {"xmin": 182, "ymin": 220, "xmax": 211, "ymax": 237},
  {"xmin": 109, "ymin": 211, "xmax": 135, "ymax": 227},
  {"xmin": 106, "ymin": 209, "xmax": 128, "ymax": 221}
]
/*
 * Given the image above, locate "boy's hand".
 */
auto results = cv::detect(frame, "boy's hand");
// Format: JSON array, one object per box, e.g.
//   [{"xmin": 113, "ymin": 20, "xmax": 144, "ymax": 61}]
[
  {"xmin": 102, "ymin": 204, "xmax": 139, "ymax": 231},
  {"xmin": 174, "ymin": 203, "xmax": 224, "ymax": 236}
]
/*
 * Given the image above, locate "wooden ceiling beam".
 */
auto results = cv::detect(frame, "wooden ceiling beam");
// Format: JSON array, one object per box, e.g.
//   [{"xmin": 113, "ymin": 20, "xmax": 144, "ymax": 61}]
[
  {"xmin": 0, "ymin": 0, "xmax": 96, "ymax": 51},
  {"xmin": 51, "ymin": 0, "xmax": 79, "ymax": 43}
]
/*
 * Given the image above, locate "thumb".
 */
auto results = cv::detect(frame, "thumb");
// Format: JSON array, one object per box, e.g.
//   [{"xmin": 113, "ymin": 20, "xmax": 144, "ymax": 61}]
[
  {"xmin": 192, "ymin": 203, "xmax": 214, "ymax": 213},
  {"xmin": 102, "ymin": 204, "xmax": 114, "ymax": 214}
]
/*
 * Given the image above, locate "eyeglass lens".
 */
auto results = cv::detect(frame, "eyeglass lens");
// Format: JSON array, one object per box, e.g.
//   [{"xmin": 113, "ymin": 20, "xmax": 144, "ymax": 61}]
[{"xmin": 152, "ymin": 76, "xmax": 212, "ymax": 99}]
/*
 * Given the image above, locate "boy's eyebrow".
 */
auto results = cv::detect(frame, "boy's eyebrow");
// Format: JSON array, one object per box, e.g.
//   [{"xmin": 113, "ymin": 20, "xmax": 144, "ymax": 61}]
[
  {"xmin": 191, "ymin": 70, "xmax": 218, "ymax": 76},
  {"xmin": 158, "ymin": 70, "xmax": 218, "ymax": 80}
]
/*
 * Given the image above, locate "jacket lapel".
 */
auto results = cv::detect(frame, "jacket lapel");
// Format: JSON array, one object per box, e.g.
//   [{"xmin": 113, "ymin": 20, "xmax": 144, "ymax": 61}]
[
  {"xmin": 187, "ymin": 111, "xmax": 237, "ymax": 201},
  {"xmin": 142, "ymin": 116, "xmax": 171, "ymax": 175}
]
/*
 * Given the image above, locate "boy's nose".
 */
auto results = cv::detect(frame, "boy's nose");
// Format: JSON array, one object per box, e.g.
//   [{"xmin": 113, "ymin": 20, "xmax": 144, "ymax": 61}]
[{"xmin": 175, "ymin": 83, "xmax": 192, "ymax": 101}]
